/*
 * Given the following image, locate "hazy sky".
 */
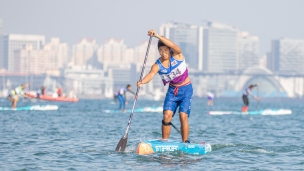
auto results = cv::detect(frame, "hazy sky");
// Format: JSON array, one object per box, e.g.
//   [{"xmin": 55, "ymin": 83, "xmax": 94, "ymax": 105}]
[{"xmin": 0, "ymin": 0, "xmax": 303, "ymax": 55}]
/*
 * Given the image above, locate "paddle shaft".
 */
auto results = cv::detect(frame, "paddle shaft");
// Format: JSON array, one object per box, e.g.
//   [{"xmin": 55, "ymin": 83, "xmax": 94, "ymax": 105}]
[
  {"xmin": 257, "ymin": 85, "xmax": 260, "ymax": 110},
  {"xmin": 170, "ymin": 122, "xmax": 181, "ymax": 134},
  {"xmin": 115, "ymin": 36, "xmax": 153, "ymax": 152}
]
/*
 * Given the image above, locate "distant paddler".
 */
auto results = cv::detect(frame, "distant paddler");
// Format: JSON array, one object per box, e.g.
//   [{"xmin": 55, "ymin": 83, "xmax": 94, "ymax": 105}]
[
  {"xmin": 207, "ymin": 91, "xmax": 214, "ymax": 106},
  {"xmin": 137, "ymin": 29, "xmax": 193, "ymax": 143},
  {"xmin": 115, "ymin": 84, "xmax": 135, "ymax": 112},
  {"xmin": 7, "ymin": 83, "xmax": 30, "ymax": 108},
  {"xmin": 242, "ymin": 84, "xmax": 259, "ymax": 112}
]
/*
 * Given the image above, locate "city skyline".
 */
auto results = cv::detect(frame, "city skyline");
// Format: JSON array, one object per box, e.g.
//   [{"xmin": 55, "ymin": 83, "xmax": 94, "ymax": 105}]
[
  {"xmin": 0, "ymin": 0, "xmax": 303, "ymax": 56},
  {"xmin": 1, "ymin": 22, "xmax": 304, "ymax": 75},
  {"xmin": 0, "ymin": 22, "xmax": 262, "ymax": 74}
]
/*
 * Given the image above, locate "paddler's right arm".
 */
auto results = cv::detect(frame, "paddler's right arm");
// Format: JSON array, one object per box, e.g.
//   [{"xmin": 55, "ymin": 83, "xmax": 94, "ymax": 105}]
[
  {"xmin": 137, "ymin": 63, "xmax": 159, "ymax": 87},
  {"xmin": 248, "ymin": 90, "xmax": 259, "ymax": 100}
]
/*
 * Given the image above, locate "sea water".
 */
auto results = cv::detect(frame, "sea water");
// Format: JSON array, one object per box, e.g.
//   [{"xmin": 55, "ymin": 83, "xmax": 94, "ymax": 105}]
[{"xmin": 0, "ymin": 98, "xmax": 303, "ymax": 170}]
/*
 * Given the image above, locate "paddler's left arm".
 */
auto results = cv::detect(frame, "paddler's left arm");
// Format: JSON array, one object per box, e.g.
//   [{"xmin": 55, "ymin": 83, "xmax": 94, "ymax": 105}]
[
  {"xmin": 123, "ymin": 91, "xmax": 127, "ymax": 101},
  {"xmin": 127, "ymin": 90, "xmax": 135, "ymax": 95}
]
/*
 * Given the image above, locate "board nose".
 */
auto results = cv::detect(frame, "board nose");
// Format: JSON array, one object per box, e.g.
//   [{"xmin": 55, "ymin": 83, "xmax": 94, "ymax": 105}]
[{"xmin": 136, "ymin": 142, "xmax": 155, "ymax": 155}]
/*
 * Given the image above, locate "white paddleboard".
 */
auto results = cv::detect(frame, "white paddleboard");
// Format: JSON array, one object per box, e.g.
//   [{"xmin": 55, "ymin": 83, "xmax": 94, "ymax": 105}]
[
  {"xmin": 0, "ymin": 105, "xmax": 59, "ymax": 111},
  {"xmin": 208, "ymin": 109, "xmax": 292, "ymax": 115}
]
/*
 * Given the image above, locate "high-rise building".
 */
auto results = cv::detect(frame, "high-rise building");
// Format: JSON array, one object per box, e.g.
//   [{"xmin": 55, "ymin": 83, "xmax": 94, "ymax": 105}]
[
  {"xmin": 238, "ymin": 32, "xmax": 260, "ymax": 70},
  {"xmin": 134, "ymin": 41, "xmax": 163, "ymax": 94},
  {"xmin": 266, "ymin": 51, "xmax": 275, "ymax": 72},
  {"xmin": 15, "ymin": 44, "xmax": 47, "ymax": 74},
  {"xmin": 159, "ymin": 22, "xmax": 175, "ymax": 39},
  {"xmin": 3, "ymin": 34, "xmax": 45, "ymax": 71},
  {"xmin": 202, "ymin": 21, "xmax": 238, "ymax": 73},
  {"xmin": 125, "ymin": 48, "xmax": 135, "ymax": 64},
  {"xmin": 71, "ymin": 38, "xmax": 97, "ymax": 67},
  {"xmin": 270, "ymin": 38, "xmax": 304, "ymax": 74},
  {"xmin": 108, "ymin": 64, "xmax": 134, "ymax": 90},
  {"xmin": 134, "ymin": 41, "xmax": 158, "ymax": 71},
  {"xmin": 0, "ymin": 19, "xmax": 3, "ymax": 69},
  {"xmin": 44, "ymin": 37, "xmax": 69, "ymax": 69},
  {"xmin": 97, "ymin": 38, "xmax": 133, "ymax": 70},
  {"xmin": 97, "ymin": 38, "xmax": 127, "ymax": 63},
  {"xmin": 14, "ymin": 38, "xmax": 69, "ymax": 74},
  {"xmin": 159, "ymin": 21, "xmax": 260, "ymax": 73},
  {"xmin": 0, "ymin": 19, "xmax": 2, "ymax": 34}
]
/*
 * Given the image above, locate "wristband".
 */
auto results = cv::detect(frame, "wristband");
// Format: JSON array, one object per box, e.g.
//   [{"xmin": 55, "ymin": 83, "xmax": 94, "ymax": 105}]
[{"xmin": 154, "ymin": 33, "xmax": 159, "ymax": 39}]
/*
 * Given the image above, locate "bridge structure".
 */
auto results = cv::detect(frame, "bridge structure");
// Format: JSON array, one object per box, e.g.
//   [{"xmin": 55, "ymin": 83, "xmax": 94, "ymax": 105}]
[{"xmin": 189, "ymin": 66, "xmax": 304, "ymax": 98}]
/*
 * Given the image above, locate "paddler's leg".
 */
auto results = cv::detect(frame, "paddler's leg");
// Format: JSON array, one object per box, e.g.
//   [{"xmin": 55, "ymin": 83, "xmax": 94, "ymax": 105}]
[
  {"xmin": 178, "ymin": 83, "xmax": 193, "ymax": 142},
  {"xmin": 7, "ymin": 95, "xmax": 14, "ymax": 108},
  {"xmin": 242, "ymin": 95, "xmax": 249, "ymax": 112},
  {"xmin": 179, "ymin": 112, "xmax": 189, "ymax": 142},
  {"xmin": 117, "ymin": 95, "xmax": 123, "ymax": 111},
  {"xmin": 12, "ymin": 95, "xmax": 18, "ymax": 108},
  {"xmin": 162, "ymin": 85, "xmax": 177, "ymax": 140},
  {"xmin": 162, "ymin": 110, "xmax": 173, "ymax": 139},
  {"xmin": 122, "ymin": 96, "xmax": 126, "ymax": 112}
]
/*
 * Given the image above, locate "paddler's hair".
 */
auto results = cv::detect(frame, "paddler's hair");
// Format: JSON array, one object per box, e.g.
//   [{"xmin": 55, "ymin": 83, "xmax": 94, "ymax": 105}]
[
  {"xmin": 126, "ymin": 84, "xmax": 131, "ymax": 88},
  {"xmin": 157, "ymin": 40, "xmax": 168, "ymax": 49},
  {"xmin": 249, "ymin": 84, "xmax": 257, "ymax": 88}
]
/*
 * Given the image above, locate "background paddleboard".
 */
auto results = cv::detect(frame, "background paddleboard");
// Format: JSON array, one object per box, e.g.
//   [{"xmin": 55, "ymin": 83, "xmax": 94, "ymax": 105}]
[
  {"xmin": 103, "ymin": 106, "xmax": 162, "ymax": 113},
  {"xmin": 208, "ymin": 109, "xmax": 292, "ymax": 115},
  {"xmin": 0, "ymin": 105, "xmax": 59, "ymax": 111},
  {"xmin": 136, "ymin": 139, "xmax": 212, "ymax": 155}
]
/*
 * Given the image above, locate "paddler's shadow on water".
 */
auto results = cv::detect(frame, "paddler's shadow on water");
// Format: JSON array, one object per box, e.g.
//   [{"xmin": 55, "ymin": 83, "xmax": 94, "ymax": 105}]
[{"xmin": 136, "ymin": 153, "xmax": 204, "ymax": 166}]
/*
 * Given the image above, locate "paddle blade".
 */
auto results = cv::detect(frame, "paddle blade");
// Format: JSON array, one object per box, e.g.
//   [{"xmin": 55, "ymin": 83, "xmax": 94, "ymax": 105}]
[{"xmin": 115, "ymin": 134, "xmax": 128, "ymax": 152}]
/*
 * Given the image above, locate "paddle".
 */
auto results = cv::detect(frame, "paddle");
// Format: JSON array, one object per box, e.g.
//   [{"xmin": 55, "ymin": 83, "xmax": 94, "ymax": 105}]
[
  {"xmin": 170, "ymin": 122, "xmax": 181, "ymax": 134},
  {"xmin": 257, "ymin": 84, "xmax": 260, "ymax": 111},
  {"xmin": 115, "ymin": 36, "xmax": 153, "ymax": 152}
]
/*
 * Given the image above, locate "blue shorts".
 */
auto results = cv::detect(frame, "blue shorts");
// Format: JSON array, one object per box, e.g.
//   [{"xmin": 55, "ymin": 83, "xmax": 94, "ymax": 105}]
[{"xmin": 163, "ymin": 83, "xmax": 193, "ymax": 117}]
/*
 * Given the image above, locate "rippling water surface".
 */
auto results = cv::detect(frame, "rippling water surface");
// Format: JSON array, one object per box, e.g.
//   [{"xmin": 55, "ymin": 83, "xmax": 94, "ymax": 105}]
[{"xmin": 0, "ymin": 98, "xmax": 303, "ymax": 170}]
